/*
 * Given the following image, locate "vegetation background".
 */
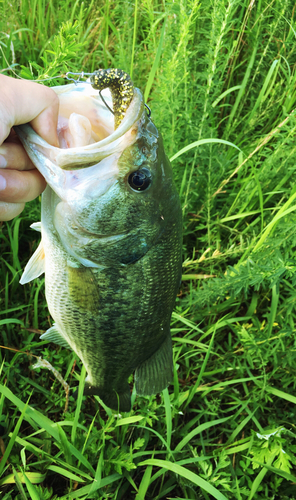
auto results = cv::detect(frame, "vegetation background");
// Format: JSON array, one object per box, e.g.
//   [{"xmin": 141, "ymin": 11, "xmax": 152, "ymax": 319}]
[{"xmin": 1, "ymin": 0, "xmax": 296, "ymax": 498}]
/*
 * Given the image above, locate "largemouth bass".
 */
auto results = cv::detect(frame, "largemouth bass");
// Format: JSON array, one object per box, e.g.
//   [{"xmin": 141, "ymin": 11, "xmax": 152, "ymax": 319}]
[{"xmin": 16, "ymin": 69, "xmax": 182, "ymax": 412}]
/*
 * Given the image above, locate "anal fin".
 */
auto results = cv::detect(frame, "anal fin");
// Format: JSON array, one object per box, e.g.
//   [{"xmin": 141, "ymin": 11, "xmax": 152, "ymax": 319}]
[
  {"xmin": 20, "ymin": 240, "xmax": 45, "ymax": 284},
  {"xmin": 135, "ymin": 332, "xmax": 173, "ymax": 396},
  {"xmin": 40, "ymin": 324, "xmax": 72, "ymax": 350}
]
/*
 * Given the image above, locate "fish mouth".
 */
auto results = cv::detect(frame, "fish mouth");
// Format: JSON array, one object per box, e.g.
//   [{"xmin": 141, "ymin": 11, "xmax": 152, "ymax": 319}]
[
  {"xmin": 15, "ymin": 80, "xmax": 144, "ymax": 166},
  {"xmin": 15, "ymin": 81, "xmax": 145, "ymax": 198}
]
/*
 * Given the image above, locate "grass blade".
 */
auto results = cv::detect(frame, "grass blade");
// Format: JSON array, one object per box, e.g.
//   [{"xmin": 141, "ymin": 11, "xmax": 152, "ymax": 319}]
[
  {"xmin": 23, "ymin": 471, "xmax": 41, "ymax": 500},
  {"xmin": 64, "ymin": 473, "xmax": 122, "ymax": 499},
  {"xmin": 130, "ymin": 0, "xmax": 138, "ymax": 78},
  {"xmin": 88, "ymin": 449, "xmax": 103, "ymax": 495},
  {"xmin": 185, "ymin": 329, "xmax": 216, "ymax": 408},
  {"xmin": 135, "ymin": 465, "xmax": 152, "ymax": 500},
  {"xmin": 247, "ymin": 456, "xmax": 274, "ymax": 500},
  {"xmin": 48, "ymin": 465, "xmax": 85, "ymax": 483},
  {"xmin": 71, "ymin": 364, "xmax": 86, "ymax": 445},
  {"xmin": 144, "ymin": 17, "xmax": 166, "ymax": 103},
  {"xmin": 139, "ymin": 459, "xmax": 228, "ymax": 500},
  {"xmin": 115, "ymin": 415, "xmax": 144, "ymax": 426},
  {"xmin": 224, "ymin": 42, "xmax": 258, "ymax": 135},
  {"xmin": 265, "ymin": 386, "xmax": 296, "ymax": 405},
  {"xmin": 170, "ymin": 138, "xmax": 241, "ymax": 162},
  {"xmin": 175, "ymin": 417, "xmax": 230, "ymax": 452},
  {"xmin": 0, "ymin": 471, "xmax": 46, "ymax": 487},
  {"xmin": 0, "ymin": 396, "xmax": 29, "ymax": 477},
  {"xmin": 163, "ymin": 388, "xmax": 172, "ymax": 451},
  {"xmin": 0, "ymin": 385, "xmax": 95, "ymax": 474}
]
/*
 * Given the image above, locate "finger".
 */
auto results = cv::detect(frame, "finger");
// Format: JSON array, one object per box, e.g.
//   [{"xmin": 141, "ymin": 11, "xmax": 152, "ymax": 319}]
[
  {"xmin": 0, "ymin": 75, "xmax": 59, "ymax": 146},
  {"xmin": 0, "ymin": 169, "xmax": 46, "ymax": 203},
  {"xmin": 0, "ymin": 141, "xmax": 35, "ymax": 171},
  {"xmin": 31, "ymin": 96, "xmax": 59, "ymax": 147},
  {"xmin": 0, "ymin": 201, "xmax": 25, "ymax": 221}
]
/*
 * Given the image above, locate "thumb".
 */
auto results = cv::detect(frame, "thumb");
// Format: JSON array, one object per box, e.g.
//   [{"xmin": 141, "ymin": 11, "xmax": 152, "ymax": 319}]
[
  {"xmin": 0, "ymin": 75, "xmax": 59, "ymax": 147},
  {"xmin": 30, "ymin": 96, "xmax": 59, "ymax": 147}
]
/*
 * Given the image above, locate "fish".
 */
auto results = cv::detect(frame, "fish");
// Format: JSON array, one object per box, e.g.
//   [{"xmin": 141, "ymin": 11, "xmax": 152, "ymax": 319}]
[{"xmin": 16, "ymin": 69, "xmax": 182, "ymax": 412}]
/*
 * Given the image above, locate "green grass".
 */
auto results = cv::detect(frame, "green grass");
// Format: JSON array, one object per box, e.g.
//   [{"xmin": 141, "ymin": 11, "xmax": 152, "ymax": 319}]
[{"xmin": 1, "ymin": 0, "xmax": 296, "ymax": 498}]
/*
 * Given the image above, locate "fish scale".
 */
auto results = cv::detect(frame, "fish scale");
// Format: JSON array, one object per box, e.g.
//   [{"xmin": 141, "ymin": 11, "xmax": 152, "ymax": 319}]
[{"xmin": 16, "ymin": 69, "xmax": 182, "ymax": 412}]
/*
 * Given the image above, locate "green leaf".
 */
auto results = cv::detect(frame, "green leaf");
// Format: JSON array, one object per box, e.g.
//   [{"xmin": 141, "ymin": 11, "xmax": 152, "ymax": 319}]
[
  {"xmin": 23, "ymin": 472, "xmax": 41, "ymax": 500},
  {"xmin": 115, "ymin": 416, "xmax": 144, "ymax": 426},
  {"xmin": 0, "ymin": 471, "xmax": 46, "ymax": 486},
  {"xmin": 170, "ymin": 138, "xmax": 241, "ymax": 162},
  {"xmin": 88, "ymin": 450, "xmax": 103, "ymax": 495},
  {"xmin": 139, "ymin": 459, "xmax": 228, "ymax": 500},
  {"xmin": 135, "ymin": 465, "xmax": 152, "ymax": 500},
  {"xmin": 163, "ymin": 388, "xmax": 172, "ymax": 451},
  {"xmin": 47, "ymin": 465, "xmax": 85, "ymax": 483},
  {"xmin": 144, "ymin": 17, "xmax": 167, "ymax": 102},
  {"xmin": 71, "ymin": 364, "xmax": 86, "ymax": 445},
  {"xmin": 0, "ymin": 394, "xmax": 30, "ymax": 478},
  {"xmin": 63, "ymin": 474, "xmax": 122, "ymax": 499},
  {"xmin": 265, "ymin": 386, "xmax": 296, "ymax": 405},
  {"xmin": 0, "ymin": 385, "xmax": 95, "ymax": 475},
  {"xmin": 175, "ymin": 417, "xmax": 230, "ymax": 452},
  {"xmin": 249, "ymin": 458, "xmax": 296, "ymax": 483}
]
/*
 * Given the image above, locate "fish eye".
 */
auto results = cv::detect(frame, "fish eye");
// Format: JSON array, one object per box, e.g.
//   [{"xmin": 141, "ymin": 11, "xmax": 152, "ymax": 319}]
[{"xmin": 128, "ymin": 168, "xmax": 151, "ymax": 192}]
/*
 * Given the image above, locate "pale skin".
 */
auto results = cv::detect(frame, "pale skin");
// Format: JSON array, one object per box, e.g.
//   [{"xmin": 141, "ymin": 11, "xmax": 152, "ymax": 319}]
[{"xmin": 0, "ymin": 74, "xmax": 59, "ymax": 221}]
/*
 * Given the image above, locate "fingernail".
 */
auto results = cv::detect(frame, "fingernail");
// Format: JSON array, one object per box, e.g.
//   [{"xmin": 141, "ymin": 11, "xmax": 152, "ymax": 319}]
[
  {"xmin": 0, "ymin": 155, "xmax": 7, "ymax": 168},
  {"xmin": 0, "ymin": 175, "xmax": 7, "ymax": 191}
]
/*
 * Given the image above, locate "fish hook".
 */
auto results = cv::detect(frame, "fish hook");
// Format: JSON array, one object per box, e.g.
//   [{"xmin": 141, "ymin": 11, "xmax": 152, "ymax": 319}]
[
  {"xmin": 99, "ymin": 90, "xmax": 114, "ymax": 115},
  {"xmin": 145, "ymin": 104, "xmax": 151, "ymax": 118}
]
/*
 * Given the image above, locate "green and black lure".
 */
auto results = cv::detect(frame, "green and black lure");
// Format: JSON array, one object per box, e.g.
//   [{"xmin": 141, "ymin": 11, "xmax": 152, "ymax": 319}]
[
  {"xmin": 64, "ymin": 68, "xmax": 151, "ymax": 129},
  {"xmin": 90, "ymin": 69, "xmax": 135, "ymax": 129}
]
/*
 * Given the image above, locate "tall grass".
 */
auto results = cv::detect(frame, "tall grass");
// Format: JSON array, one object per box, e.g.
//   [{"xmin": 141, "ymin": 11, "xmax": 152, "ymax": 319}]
[{"xmin": 1, "ymin": 0, "xmax": 296, "ymax": 498}]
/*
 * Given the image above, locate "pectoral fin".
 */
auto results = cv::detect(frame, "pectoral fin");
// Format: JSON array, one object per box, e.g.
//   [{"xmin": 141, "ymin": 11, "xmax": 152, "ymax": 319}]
[
  {"xmin": 40, "ymin": 324, "xmax": 72, "ymax": 349},
  {"xmin": 30, "ymin": 221, "xmax": 41, "ymax": 232},
  {"xmin": 135, "ymin": 332, "xmax": 173, "ymax": 395},
  {"xmin": 20, "ymin": 241, "xmax": 45, "ymax": 284}
]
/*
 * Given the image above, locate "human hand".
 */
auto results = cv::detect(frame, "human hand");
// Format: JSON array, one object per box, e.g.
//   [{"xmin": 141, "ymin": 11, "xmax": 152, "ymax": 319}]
[{"xmin": 0, "ymin": 75, "xmax": 59, "ymax": 221}]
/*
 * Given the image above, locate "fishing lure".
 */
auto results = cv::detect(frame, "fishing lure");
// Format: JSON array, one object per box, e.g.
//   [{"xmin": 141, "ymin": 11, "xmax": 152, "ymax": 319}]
[{"xmin": 65, "ymin": 69, "xmax": 151, "ymax": 126}]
